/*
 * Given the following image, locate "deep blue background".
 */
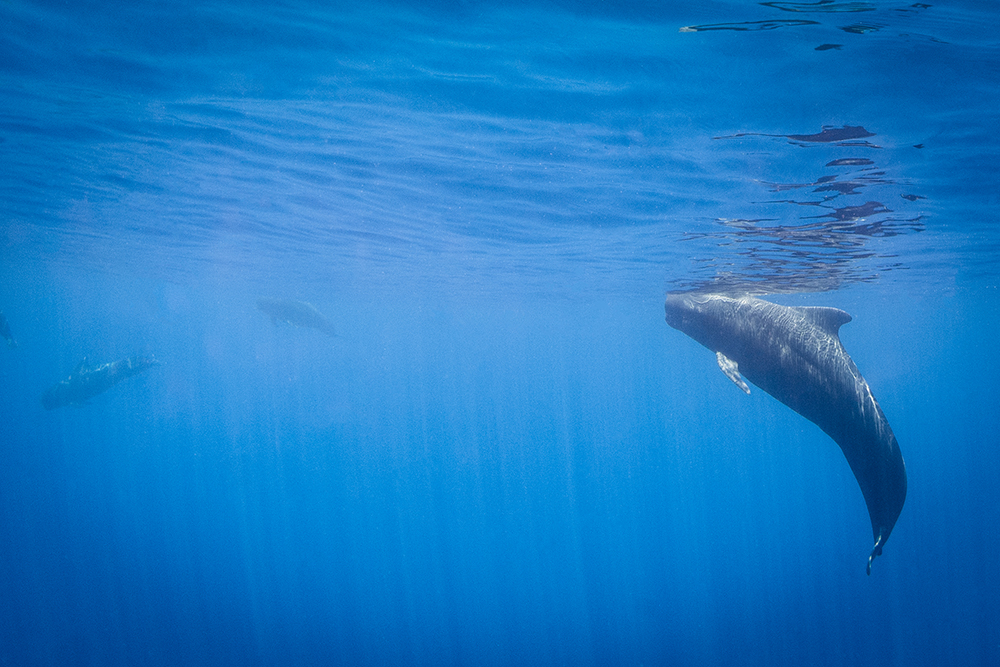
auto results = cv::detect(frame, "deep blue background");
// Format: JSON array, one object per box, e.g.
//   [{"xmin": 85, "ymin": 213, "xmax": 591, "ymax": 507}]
[{"xmin": 2, "ymin": 1, "xmax": 999, "ymax": 665}]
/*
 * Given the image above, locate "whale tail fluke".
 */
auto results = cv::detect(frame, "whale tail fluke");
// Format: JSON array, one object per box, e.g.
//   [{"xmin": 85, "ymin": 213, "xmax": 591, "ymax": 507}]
[{"xmin": 867, "ymin": 532, "xmax": 886, "ymax": 576}]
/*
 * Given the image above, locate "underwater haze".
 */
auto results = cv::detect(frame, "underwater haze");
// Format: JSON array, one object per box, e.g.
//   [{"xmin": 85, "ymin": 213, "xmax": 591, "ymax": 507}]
[{"xmin": 2, "ymin": 1, "xmax": 999, "ymax": 665}]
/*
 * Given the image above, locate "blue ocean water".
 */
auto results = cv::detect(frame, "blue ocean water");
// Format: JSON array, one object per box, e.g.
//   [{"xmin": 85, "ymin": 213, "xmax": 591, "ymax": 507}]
[{"xmin": 2, "ymin": 1, "xmax": 999, "ymax": 665}]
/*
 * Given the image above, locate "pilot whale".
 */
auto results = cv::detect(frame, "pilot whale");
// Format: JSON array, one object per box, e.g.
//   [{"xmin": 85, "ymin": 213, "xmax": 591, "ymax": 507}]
[
  {"xmin": 42, "ymin": 355, "xmax": 160, "ymax": 410},
  {"xmin": 256, "ymin": 297, "xmax": 336, "ymax": 337},
  {"xmin": 665, "ymin": 293, "xmax": 906, "ymax": 574}
]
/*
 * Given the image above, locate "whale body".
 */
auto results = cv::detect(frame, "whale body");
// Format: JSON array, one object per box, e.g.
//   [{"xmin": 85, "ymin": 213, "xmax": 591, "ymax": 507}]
[
  {"xmin": 42, "ymin": 355, "xmax": 160, "ymax": 410},
  {"xmin": 256, "ymin": 297, "xmax": 336, "ymax": 337},
  {"xmin": 665, "ymin": 293, "xmax": 906, "ymax": 574}
]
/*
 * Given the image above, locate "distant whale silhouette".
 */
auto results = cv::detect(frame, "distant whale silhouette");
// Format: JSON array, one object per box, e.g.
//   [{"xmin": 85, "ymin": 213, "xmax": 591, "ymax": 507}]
[
  {"xmin": 665, "ymin": 293, "xmax": 906, "ymax": 574},
  {"xmin": 256, "ymin": 297, "xmax": 336, "ymax": 337},
  {"xmin": 42, "ymin": 355, "xmax": 160, "ymax": 410},
  {"xmin": 0, "ymin": 311, "xmax": 16, "ymax": 349}
]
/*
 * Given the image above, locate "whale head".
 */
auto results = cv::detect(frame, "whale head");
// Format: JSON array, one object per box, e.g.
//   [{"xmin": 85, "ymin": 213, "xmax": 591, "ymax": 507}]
[{"xmin": 664, "ymin": 292, "xmax": 739, "ymax": 351}]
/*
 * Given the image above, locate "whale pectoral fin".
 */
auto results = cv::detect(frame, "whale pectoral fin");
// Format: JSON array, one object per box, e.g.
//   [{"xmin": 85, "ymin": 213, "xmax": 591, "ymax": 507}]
[{"xmin": 716, "ymin": 352, "xmax": 750, "ymax": 394}]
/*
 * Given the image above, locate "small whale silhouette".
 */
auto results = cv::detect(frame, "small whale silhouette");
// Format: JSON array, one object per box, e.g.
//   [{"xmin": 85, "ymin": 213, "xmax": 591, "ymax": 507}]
[
  {"xmin": 42, "ymin": 355, "xmax": 160, "ymax": 409},
  {"xmin": 256, "ymin": 297, "xmax": 336, "ymax": 337},
  {"xmin": 0, "ymin": 311, "xmax": 16, "ymax": 349}
]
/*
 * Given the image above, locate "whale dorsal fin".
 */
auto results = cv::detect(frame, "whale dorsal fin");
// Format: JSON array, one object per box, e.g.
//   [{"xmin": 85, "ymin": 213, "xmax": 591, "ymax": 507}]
[
  {"xmin": 716, "ymin": 352, "xmax": 751, "ymax": 395},
  {"xmin": 793, "ymin": 306, "xmax": 852, "ymax": 335},
  {"xmin": 73, "ymin": 358, "xmax": 89, "ymax": 375}
]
